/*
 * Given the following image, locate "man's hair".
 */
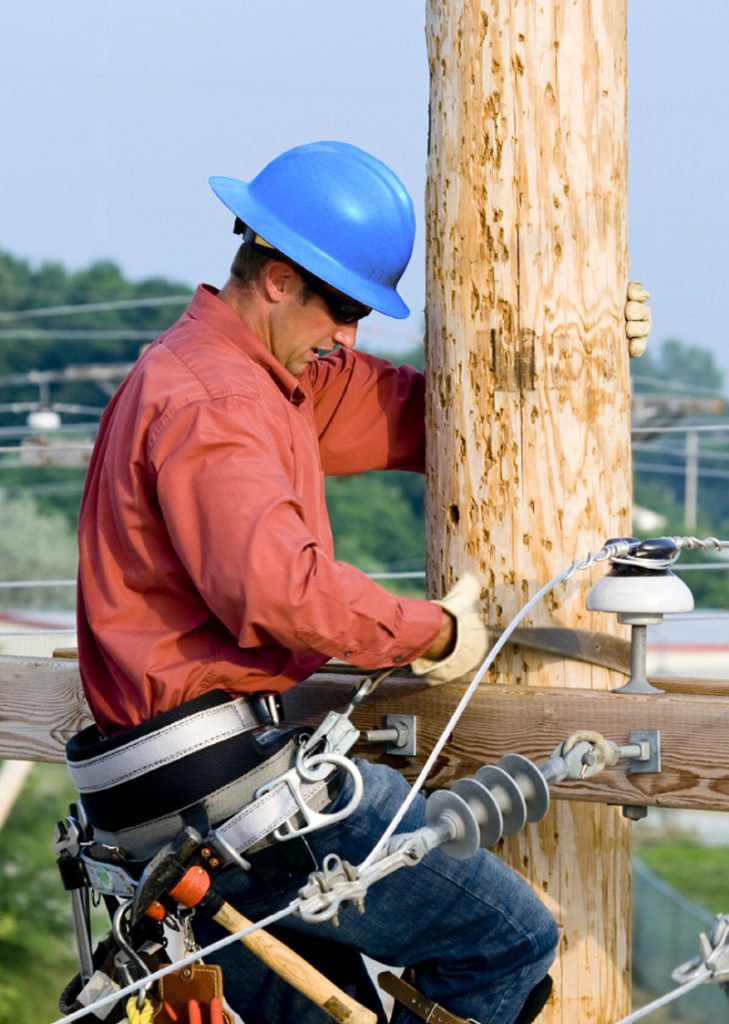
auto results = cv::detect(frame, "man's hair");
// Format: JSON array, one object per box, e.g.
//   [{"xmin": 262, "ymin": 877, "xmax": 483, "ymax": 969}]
[
  {"xmin": 230, "ymin": 242, "xmax": 275, "ymax": 286},
  {"xmin": 230, "ymin": 242, "xmax": 314, "ymax": 304}
]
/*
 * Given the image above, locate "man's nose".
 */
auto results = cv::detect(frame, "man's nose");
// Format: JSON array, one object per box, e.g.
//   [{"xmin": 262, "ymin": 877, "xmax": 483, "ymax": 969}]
[{"xmin": 332, "ymin": 323, "xmax": 358, "ymax": 350}]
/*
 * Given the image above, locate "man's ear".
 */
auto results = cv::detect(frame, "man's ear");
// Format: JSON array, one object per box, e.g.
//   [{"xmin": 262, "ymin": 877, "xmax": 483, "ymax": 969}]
[{"xmin": 261, "ymin": 259, "xmax": 298, "ymax": 305}]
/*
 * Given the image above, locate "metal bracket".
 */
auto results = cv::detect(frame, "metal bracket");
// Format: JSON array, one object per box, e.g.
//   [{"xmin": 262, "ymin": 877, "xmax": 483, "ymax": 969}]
[
  {"xmin": 626, "ymin": 729, "xmax": 661, "ymax": 774},
  {"xmin": 363, "ymin": 714, "xmax": 417, "ymax": 757}
]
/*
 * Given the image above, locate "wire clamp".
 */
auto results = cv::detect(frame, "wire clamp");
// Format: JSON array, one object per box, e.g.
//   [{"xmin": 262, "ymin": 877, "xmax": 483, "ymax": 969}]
[{"xmin": 672, "ymin": 913, "xmax": 729, "ymax": 988}]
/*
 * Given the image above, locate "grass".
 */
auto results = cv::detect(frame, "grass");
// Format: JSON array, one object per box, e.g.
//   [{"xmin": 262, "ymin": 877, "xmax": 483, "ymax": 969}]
[
  {"xmin": 0, "ymin": 763, "xmax": 82, "ymax": 1024},
  {"xmin": 635, "ymin": 837, "xmax": 729, "ymax": 915}
]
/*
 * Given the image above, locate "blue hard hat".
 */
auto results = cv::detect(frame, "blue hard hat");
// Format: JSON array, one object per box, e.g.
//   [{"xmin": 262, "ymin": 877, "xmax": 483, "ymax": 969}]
[{"xmin": 209, "ymin": 141, "xmax": 415, "ymax": 319}]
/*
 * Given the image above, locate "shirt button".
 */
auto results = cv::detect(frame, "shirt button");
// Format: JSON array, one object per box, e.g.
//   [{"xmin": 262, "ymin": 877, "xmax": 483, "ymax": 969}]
[
  {"xmin": 344, "ymin": 650, "xmax": 353, "ymax": 658},
  {"xmin": 393, "ymin": 656, "xmax": 402, "ymax": 663}
]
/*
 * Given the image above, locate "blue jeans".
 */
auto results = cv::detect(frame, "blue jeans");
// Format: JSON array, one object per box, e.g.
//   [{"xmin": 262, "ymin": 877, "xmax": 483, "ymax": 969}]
[{"xmin": 194, "ymin": 758, "xmax": 558, "ymax": 1024}]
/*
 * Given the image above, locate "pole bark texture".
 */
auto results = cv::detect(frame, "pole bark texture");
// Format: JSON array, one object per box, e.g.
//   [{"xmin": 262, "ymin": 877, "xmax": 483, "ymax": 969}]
[{"xmin": 425, "ymin": 3, "xmax": 632, "ymax": 1021}]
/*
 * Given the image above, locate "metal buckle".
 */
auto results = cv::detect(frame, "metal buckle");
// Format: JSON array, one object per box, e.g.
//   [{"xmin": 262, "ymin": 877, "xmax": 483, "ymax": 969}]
[{"xmin": 255, "ymin": 750, "xmax": 363, "ymax": 841}]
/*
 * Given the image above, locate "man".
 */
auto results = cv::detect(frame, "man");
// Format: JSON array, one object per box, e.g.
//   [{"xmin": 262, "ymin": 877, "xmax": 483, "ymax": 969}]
[{"xmin": 74, "ymin": 141, "xmax": 561, "ymax": 1024}]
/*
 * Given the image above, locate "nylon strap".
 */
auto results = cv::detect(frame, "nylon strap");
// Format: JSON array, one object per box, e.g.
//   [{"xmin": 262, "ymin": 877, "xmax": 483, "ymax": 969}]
[
  {"xmin": 67, "ymin": 697, "xmax": 259, "ymax": 793},
  {"xmin": 91, "ymin": 737, "xmax": 333, "ymax": 862}
]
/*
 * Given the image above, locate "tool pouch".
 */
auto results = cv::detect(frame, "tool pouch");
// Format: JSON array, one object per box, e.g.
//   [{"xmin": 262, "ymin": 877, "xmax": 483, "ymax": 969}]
[{"xmin": 153, "ymin": 963, "xmax": 233, "ymax": 1024}]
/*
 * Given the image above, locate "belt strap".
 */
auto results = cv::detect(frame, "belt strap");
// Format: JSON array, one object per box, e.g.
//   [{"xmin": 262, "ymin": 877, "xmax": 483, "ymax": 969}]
[
  {"xmin": 92, "ymin": 737, "xmax": 334, "ymax": 863},
  {"xmin": 67, "ymin": 697, "xmax": 260, "ymax": 793},
  {"xmin": 378, "ymin": 972, "xmax": 474, "ymax": 1024}
]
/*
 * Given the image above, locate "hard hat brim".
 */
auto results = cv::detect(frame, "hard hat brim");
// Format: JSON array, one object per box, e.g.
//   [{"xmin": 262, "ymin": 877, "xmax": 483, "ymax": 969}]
[{"xmin": 210, "ymin": 175, "xmax": 411, "ymax": 320}]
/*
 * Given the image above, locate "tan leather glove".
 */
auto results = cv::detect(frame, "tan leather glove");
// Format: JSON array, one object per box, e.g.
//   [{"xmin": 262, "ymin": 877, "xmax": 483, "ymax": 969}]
[
  {"xmin": 625, "ymin": 281, "xmax": 652, "ymax": 358},
  {"xmin": 411, "ymin": 573, "xmax": 489, "ymax": 686}
]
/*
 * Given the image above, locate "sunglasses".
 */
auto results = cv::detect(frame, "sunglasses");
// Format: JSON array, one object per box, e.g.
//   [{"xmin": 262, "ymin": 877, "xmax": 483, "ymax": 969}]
[
  {"xmin": 296, "ymin": 268, "xmax": 372, "ymax": 325},
  {"xmin": 244, "ymin": 227, "xmax": 371, "ymax": 325}
]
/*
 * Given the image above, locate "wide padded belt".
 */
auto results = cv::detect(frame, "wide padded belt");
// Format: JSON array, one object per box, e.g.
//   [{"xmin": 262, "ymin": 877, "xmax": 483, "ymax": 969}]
[
  {"xmin": 378, "ymin": 972, "xmax": 475, "ymax": 1024},
  {"xmin": 67, "ymin": 694, "xmax": 260, "ymax": 793},
  {"xmin": 66, "ymin": 691, "xmax": 282, "ymax": 834},
  {"xmin": 92, "ymin": 737, "xmax": 335, "ymax": 863}
]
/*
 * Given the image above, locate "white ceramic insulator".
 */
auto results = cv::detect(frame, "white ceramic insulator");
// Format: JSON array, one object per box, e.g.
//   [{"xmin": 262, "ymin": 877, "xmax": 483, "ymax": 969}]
[{"xmin": 586, "ymin": 572, "xmax": 694, "ymax": 616}]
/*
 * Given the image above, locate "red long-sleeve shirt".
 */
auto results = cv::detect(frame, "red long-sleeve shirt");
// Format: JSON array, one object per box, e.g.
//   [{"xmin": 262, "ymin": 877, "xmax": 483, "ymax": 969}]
[{"xmin": 77, "ymin": 285, "xmax": 442, "ymax": 733}]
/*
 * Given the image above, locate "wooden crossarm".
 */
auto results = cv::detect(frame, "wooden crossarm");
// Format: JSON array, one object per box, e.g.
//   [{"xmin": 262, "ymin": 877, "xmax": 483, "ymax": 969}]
[{"xmin": 2, "ymin": 656, "xmax": 729, "ymax": 812}]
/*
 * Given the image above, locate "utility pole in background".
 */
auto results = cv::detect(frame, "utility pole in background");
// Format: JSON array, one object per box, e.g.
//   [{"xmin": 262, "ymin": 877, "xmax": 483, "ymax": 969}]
[
  {"xmin": 684, "ymin": 430, "xmax": 698, "ymax": 532},
  {"xmin": 424, "ymin": 3, "xmax": 632, "ymax": 1020}
]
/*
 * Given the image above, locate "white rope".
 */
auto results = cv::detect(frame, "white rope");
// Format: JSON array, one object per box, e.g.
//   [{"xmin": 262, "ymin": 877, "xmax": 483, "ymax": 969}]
[
  {"xmin": 48, "ymin": 900, "xmax": 300, "ymax": 1024},
  {"xmin": 359, "ymin": 550, "xmax": 604, "ymax": 868},
  {"xmin": 610, "ymin": 970, "xmax": 711, "ymax": 1024}
]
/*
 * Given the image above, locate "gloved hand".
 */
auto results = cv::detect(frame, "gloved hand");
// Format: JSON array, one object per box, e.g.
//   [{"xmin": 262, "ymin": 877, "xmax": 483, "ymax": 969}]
[
  {"xmin": 625, "ymin": 281, "xmax": 652, "ymax": 358},
  {"xmin": 411, "ymin": 574, "xmax": 489, "ymax": 686}
]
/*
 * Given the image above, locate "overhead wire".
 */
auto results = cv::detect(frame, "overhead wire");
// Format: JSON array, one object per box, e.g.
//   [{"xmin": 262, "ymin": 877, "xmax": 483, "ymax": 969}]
[
  {"xmin": 0, "ymin": 296, "xmax": 190, "ymax": 321},
  {"xmin": 634, "ymin": 460, "xmax": 729, "ymax": 480},
  {"xmin": 632, "ymin": 441, "xmax": 729, "ymax": 463},
  {"xmin": 0, "ymin": 329, "xmax": 159, "ymax": 340},
  {"xmin": 631, "ymin": 374, "xmax": 726, "ymax": 398},
  {"xmin": 632, "ymin": 423, "xmax": 729, "ymax": 435}
]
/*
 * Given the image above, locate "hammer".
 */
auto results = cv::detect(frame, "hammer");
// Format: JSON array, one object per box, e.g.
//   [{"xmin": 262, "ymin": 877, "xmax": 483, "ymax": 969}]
[{"xmin": 130, "ymin": 827, "xmax": 376, "ymax": 1024}]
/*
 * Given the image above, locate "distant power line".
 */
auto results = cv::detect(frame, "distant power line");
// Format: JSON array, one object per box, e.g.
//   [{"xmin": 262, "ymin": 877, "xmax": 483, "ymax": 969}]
[
  {"xmin": 0, "ymin": 329, "xmax": 158, "ymax": 340},
  {"xmin": 0, "ymin": 295, "xmax": 191, "ymax": 322},
  {"xmin": 632, "ymin": 441, "xmax": 729, "ymax": 463},
  {"xmin": 632, "ymin": 423, "xmax": 729, "ymax": 435},
  {"xmin": 634, "ymin": 460, "xmax": 729, "ymax": 481},
  {"xmin": 631, "ymin": 374, "xmax": 726, "ymax": 399}
]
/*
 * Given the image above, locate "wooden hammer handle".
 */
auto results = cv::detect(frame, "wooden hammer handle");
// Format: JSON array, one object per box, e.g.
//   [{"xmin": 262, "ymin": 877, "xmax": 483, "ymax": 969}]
[{"xmin": 212, "ymin": 901, "xmax": 377, "ymax": 1024}]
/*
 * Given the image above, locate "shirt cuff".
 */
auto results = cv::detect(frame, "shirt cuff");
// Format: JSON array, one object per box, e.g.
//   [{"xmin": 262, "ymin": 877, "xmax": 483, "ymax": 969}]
[{"xmin": 338, "ymin": 596, "xmax": 444, "ymax": 670}]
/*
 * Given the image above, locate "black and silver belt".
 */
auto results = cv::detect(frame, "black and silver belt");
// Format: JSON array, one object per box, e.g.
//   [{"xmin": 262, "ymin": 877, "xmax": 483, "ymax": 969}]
[{"xmin": 66, "ymin": 690, "xmax": 339, "ymax": 863}]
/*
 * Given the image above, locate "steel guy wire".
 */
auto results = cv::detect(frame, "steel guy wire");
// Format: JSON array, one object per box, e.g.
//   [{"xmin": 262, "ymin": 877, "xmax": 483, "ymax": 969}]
[
  {"xmin": 673, "ymin": 536, "xmax": 729, "ymax": 553},
  {"xmin": 610, "ymin": 970, "xmax": 712, "ymax": 1024}
]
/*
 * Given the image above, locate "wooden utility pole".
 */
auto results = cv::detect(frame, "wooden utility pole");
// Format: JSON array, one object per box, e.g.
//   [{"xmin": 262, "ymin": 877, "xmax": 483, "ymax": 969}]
[{"xmin": 425, "ymin": 3, "xmax": 631, "ymax": 1022}]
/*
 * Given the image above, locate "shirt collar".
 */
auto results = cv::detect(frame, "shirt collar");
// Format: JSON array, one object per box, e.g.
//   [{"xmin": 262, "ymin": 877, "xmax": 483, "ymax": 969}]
[{"xmin": 186, "ymin": 284, "xmax": 305, "ymax": 404}]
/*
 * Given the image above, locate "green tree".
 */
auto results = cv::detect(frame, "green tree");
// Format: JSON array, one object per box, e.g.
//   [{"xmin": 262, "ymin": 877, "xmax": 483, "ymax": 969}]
[
  {"xmin": 0, "ymin": 490, "xmax": 77, "ymax": 609},
  {"xmin": 631, "ymin": 337, "xmax": 724, "ymax": 394},
  {"xmin": 0, "ymin": 764, "xmax": 80, "ymax": 1024}
]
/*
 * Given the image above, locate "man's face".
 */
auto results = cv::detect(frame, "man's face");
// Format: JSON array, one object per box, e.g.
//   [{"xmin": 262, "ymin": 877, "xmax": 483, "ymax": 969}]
[{"xmin": 270, "ymin": 279, "xmax": 361, "ymax": 377}]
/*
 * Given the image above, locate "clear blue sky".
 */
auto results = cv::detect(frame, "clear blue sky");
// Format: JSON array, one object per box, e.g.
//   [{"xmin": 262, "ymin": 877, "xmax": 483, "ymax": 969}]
[{"xmin": 1, "ymin": 1, "xmax": 727, "ymax": 374}]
